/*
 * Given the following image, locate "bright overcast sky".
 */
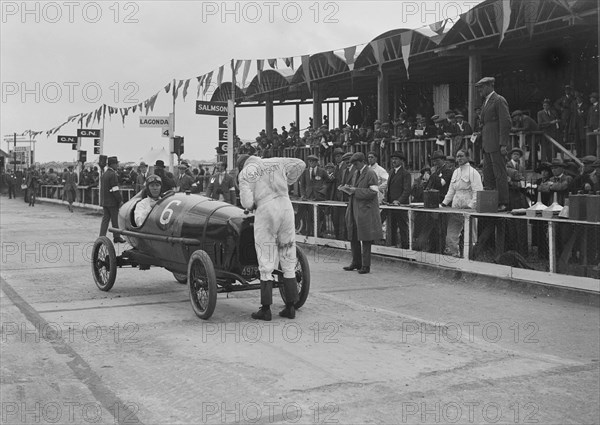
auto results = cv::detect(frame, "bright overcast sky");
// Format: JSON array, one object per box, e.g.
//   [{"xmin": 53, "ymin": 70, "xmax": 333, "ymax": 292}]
[{"xmin": 1, "ymin": 0, "xmax": 482, "ymax": 164}]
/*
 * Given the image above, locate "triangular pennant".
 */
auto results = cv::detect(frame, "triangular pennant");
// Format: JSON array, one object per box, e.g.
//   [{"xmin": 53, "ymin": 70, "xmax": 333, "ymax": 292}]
[
  {"xmin": 301, "ymin": 55, "xmax": 311, "ymax": 91},
  {"xmin": 149, "ymin": 93, "xmax": 158, "ymax": 112},
  {"xmin": 197, "ymin": 75, "xmax": 205, "ymax": 98},
  {"xmin": 344, "ymin": 46, "xmax": 357, "ymax": 71},
  {"xmin": 496, "ymin": 0, "xmax": 512, "ymax": 47},
  {"xmin": 284, "ymin": 57, "xmax": 294, "ymax": 69},
  {"xmin": 174, "ymin": 80, "xmax": 184, "ymax": 100},
  {"xmin": 132, "ymin": 104, "xmax": 137, "ymax": 113},
  {"xmin": 217, "ymin": 65, "xmax": 224, "ymax": 87},
  {"xmin": 256, "ymin": 60, "xmax": 264, "ymax": 86},
  {"xmin": 523, "ymin": 0, "xmax": 540, "ymax": 38},
  {"xmin": 165, "ymin": 82, "xmax": 171, "ymax": 93},
  {"xmin": 234, "ymin": 60, "xmax": 243, "ymax": 75},
  {"xmin": 182, "ymin": 79, "xmax": 191, "ymax": 100},
  {"xmin": 268, "ymin": 58, "xmax": 277, "ymax": 69},
  {"xmin": 326, "ymin": 52, "xmax": 338, "ymax": 71},
  {"xmin": 370, "ymin": 39, "xmax": 385, "ymax": 70},
  {"xmin": 203, "ymin": 71, "xmax": 213, "ymax": 96},
  {"xmin": 429, "ymin": 19, "xmax": 448, "ymax": 34},
  {"xmin": 241, "ymin": 60, "xmax": 251, "ymax": 88},
  {"xmin": 400, "ymin": 31, "xmax": 413, "ymax": 79}
]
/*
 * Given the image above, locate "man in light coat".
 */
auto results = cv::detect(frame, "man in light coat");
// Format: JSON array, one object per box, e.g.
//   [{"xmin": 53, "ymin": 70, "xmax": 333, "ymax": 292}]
[
  {"xmin": 238, "ymin": 154, "xmax": 306, "ymax": 321},
  {"xmin": 476, "ymin": 76, "xmax": 511, "ymax": 212}
]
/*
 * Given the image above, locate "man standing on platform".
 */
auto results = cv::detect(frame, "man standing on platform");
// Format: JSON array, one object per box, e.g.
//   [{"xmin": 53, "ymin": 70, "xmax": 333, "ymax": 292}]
[
  {"xmin": 99, "ymin": 156, "xmax": 126, "ymax": 243},
  {"xmin": 475, "ymin": 77, "xmax": 511, "ymax": 212},
  {"xmin": 385, "ymin": 151, "xmax": 411, "ymax": 249}
]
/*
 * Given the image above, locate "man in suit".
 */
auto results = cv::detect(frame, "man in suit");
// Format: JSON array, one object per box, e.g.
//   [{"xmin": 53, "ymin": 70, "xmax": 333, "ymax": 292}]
[
  {"xmin": 299, "ymin": 155, "xmax": 333, "ymax": 236},
  {"xmin": 511, "ymin": 110, "xmax": 539, "ymax": 132},
  {"xmin": 175, "ymin": 161, "xmax": 194, "ymax": 192},
  {"xmin": 385, "ymin": 151, "xmax": 411, "ymax": 249},
  {"xmin": 99, "ymin": 156, "xmax": 126, "ymax": 243},
  {"xmin": 341, "ymin": 152, "xmax": 382, "ymax": 274},
  {"xmin": 206, "ymin": 161, "xmax": 236, "ymax": 204},
  {"xmin": 554, "ymin": 85, "xmax": 576, "ymax": 144},
  {"xmin": 587, "ymin": 92, "xmax": 599, "ymax": 133},
  {"xmin": 476, "ymin": 76, "xmax": 511, "ymax": 212},
  {"xmin": 538, "ymin": 158, "xmax": 573, "ymax": 206},
  {"xmin": 153, "ymin": 160, "xmax": 175, "ymax": 193},
  {"xmin": 135, "ymin": 162, "xmax": 148, "ymax": 194}
]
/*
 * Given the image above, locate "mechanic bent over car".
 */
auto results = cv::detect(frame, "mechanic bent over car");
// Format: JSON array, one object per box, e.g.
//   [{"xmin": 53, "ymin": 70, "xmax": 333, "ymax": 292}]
[{"xmin": 237, "ymin": 154, "xmax": 306, "ymax": 321}]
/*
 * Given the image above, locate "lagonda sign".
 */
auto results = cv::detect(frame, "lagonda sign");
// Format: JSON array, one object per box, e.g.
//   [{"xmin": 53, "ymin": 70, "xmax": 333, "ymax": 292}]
[
  {"xmin": 139, "ymin": 116, "xmax": 171, "ymax": 127},
  {"xmin": 196, "ymin": 101, "xmax": 228, "ymax": 116}
]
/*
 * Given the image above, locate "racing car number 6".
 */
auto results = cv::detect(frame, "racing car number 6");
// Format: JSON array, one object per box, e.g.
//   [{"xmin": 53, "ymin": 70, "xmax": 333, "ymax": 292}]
[{"xmin": 160, "ymin": 200, "xmax": 182, "ymax": 225}]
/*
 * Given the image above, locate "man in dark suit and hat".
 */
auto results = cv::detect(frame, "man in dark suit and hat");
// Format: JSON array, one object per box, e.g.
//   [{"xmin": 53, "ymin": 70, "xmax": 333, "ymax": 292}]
[
  {"xmin": 341, "ymin": 152, "xmax": 382, "ymax": 274},
  {"xmin": 511, "ymin": 110, "xmax": 539, "ymax": 132},
  {"xmin": 99, "ymin": 156, "xmax": 126, "ymax": 243},
  {"xmin": 153, "ymin": 160, "xmax": 175, "ymax": 193},
  {"xmin": 385, "ymin": 151, "xmax": 411, "ymax": 249},
  {"xmin": 475, "ymin": 76, "xmax": 511, "ymax": 212}
]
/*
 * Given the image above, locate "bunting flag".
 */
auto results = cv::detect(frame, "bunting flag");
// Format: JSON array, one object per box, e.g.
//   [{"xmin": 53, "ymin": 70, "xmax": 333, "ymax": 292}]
[
  {"xmin": 343, "ymin": 46, "xmax": 357, "ymax": 71},
  {"xmin": 522, "ymin": 0, "xmax": 540, "ymax": 38},
  {"xmin": 234, "ymin": 60, "xmax": 243, "ymax": 77},
  {"xmin": 400, "ymin": 31, "xmax": 413, "ymax": 79},
  {"xmin": 148, "ymin": 93, "xmax": 158, "ymax": 112},
  {"xmin": 284, "ymin": 57, "xmax": 294, "ymax": 69},
  {"xmin": 132, "ymin": 104, "xmax": 137, "ymax": 113},
  {"xmin": 256, "ymin": 59, "xmax": 264, "ymax": 86},
  {"xmin": 301, "ymin": 55, "xmax": 311, "ymax": 91},
  {"xmin": 268, "ymin": 58, "xmax": 277, "ymax": 69},
  {"xmin": 203, "ymin": 71, "xmax": 213, "ymax": 96},
  {"xmin": 120, "ymin": 108, "xmax": 128, "ymax": 125},
  {"xmin": 326, "ymin": 52, "xmax": 338, "ymax": 71},
  {"xmin": 173, "ymin": 80, "xmax": 184, "ymax": 100},
  {"xmin": 136, "ymin": 103, "xmax": 142, "ymax": 113},
  {"xmin": 196, "ymin": 75, "xmax": 205, "ymax": 98},
  {"xmin": 216, "ymin": 66, "xmax": 224, "ymax": 87},
  {"xmin": 165, "ymin": 82, "xmax": 171, "ymax": 93},
  {"xmin": 182, "ymin": 79, "xmax": 191, "ymax": 100},
  {"xmin": 241, "ymin": 59, "xmax": 251, "ymax": 88},
  {"xmin": 429, "ymin": 19, "xmax": 448, "ymax": 35},
  {"xmin": 370, "ymin": 39, "xmax": 386, "ymax": 72},
  {"xmin": 496, "ymin": 0, "xmax": 512, "ymax": 47}
]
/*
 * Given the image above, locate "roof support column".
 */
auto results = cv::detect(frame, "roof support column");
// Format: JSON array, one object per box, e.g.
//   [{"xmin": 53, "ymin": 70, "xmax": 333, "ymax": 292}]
[
  {"xmin": 312, "ymin": 83, "xmax": 322, "ymax": 129},
  {"xmin": 338, "ymin": 101, "xmax": 344, "ymax": 128},
  {"xmin": 265, "ymin": 97, "xmax": 274, "ymax": 139},
  {"xmin": 377, "ymin": 69, "xmax": 390, "ymax": 122},
  {"xmin": 468, "ymin": 52, "xmax": 482, "ymax": 127},
  {"xmin": 295, "ymin": 104, "xmax": 300, "ymax": 131}
]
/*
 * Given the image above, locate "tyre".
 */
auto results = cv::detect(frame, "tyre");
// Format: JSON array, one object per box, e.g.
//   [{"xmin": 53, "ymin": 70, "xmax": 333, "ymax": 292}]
[
  {"xmin": 173, "ymin": 272, "xmax": 187, "ymax": 284},
  {"xmin": 278, "ymin": 246, "xmax": 310, "ymax": 309},
  {"xmin": 91, "ymin": 236, "xmax": 117, "ymax": 291},
  {"xmin": 188, "ymin": 250, "xmax": 217, "ymax": 319}
]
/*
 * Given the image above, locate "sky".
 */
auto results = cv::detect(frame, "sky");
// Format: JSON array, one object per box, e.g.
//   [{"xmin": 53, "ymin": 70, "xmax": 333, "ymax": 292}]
[{"xmin": 1, "ymin": 0, "xmax": 482, "ymax": 166}]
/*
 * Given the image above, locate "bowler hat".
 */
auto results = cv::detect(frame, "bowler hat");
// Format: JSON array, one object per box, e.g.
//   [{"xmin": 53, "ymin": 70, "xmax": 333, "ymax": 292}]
[
  {"xmin": 341, "ymin": 152, "xmax": 353, "ymax": 161},
  {"xmin": 550, "ymin": 158, "xmax": 564, "ymax": 167},
  {"xmin": 431, "ymin": 150, "xmax": 446, "ymax": 160},
  {"xmin": 509, "ymin": 147, "xmax": 524, "ymax": 157},
  {"xmin": 139, "ymin": 161, "xmax": 147, "ymax": 167},
  {"xmin": 475, "ymin": 77, "xmax": 495, "ymax": 86},
  {"xmin": 390, "ymin": 151, "xmax": 406, "ymax": 160},
  {"xmin": 154, "ymin": 160, "xmax": 165, "ymax": 168},
  {"xmin": 307, "ymin": 154, "xmax": 319, "ymax": 161},
  {"xmin": 350, "ymin": 152, "xmax": 365, "ymax": 163},
  {"xmin": 107, "ymin": 156, "xmax": 118, "ymax": 165}
]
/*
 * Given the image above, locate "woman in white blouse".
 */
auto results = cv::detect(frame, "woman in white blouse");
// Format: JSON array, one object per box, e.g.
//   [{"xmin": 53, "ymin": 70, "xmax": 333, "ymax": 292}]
[{"xmin": 440, "ymin": 149, "xmax": 483, "ymax": 257}]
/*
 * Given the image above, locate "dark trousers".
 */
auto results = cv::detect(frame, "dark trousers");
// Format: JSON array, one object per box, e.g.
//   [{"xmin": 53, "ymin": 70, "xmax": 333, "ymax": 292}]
[
  {"xmin": 350, "ymin": 219, "xmax": 372, "ymax": 267},
  {"xmin": 333, "ymin": 205, "xmax": 346, "ymax": 240},
  {"xmin": 99, "ymin": 207, "xmax": 120, "ymax": 238},
  {"xmin": 389, "ymin": 210, "xmax": 409, "ymax": 249},
  {"xmin": 8, "ymin": 185, "xmax": 15, "ymax": 199},
  {"xmin": 483, "ymin": 151, "xmax": 509, "ymax": 205}
]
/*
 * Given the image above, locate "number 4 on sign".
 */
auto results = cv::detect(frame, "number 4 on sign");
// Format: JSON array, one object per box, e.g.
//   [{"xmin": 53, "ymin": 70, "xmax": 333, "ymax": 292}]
[{"xmin": 162, "ymin": 128, "xmax": 170, "ymax": 138}]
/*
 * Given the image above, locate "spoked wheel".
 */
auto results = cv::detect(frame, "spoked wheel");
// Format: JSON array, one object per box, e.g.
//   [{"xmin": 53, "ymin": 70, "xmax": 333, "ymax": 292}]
[
  {"xmin": 278, "ymin": 246, "xmax": 310, "ymax": 309},
  {"xmin": 173, "ymin": 272, "xmax": 187, "ymax": 284},
  {"xmin": 188, "ymin": 250, "xmax": 217, "ymax": 320},
  {"xmin": 91, "ymin": 236, "xmax": 117, "ymax": 291}
]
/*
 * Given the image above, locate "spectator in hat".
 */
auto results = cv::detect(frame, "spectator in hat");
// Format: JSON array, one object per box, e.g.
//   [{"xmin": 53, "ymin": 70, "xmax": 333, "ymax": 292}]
[
  {"xmin": 440, "ymin": 149, "xmax": 483, "ymax": 257},
  {"xmin": 385, "ymin": 151, "xmax": 411, "ymax": 249},
  {"xmin": 206, "ymin": 161, "xmax": 236, "ymax": 204},
  {"xmin": 475, "ymin": 76, "xmax": 511, "ymax": 212},
  {"xmin": 590, "ymin": 158, "xmax": 600, "ymax": 192},
  {"xmin": 411, "ymin": 167, "xmax": 431, "ymax": 203},
  {"xmin": 426, "ymin": 150, "xmax": 454, "ymax": 200},
  {"xmin": 507, "ymin": 147, "xmax": 526, "ymax": 176},
  {"xmin": 538, "ymin": 158, "xmax": 573, "ymax": 205},
  {"xmin": 554, "ymin": 85, "xmax": 576, "ymax": 144},
  {"xmin": 455, "ymin": 114, "xmax": 473, "ymax": 136},
  {"xmin": 135, "ymin": 162, "xmax": 148, "ymax": 194},
  {"xmin": 175, "ymin": 161, "xmax": 194, "ymax": 192},
  {"xmin": 511, "ymin": 110, "xmax": 538, "ymax": 132},
  {"xmin": 572, "ymin": 155, "xmax": 596, "ymax": 193},
  {"xmin": 99, "ymin": 156, "xmax": 126, "ymax": 243},
  {"xmin": 571, "ymin": 92, "xmax": 588, "ymax": 156},
  {"xmin": 152, "ymin": 160, "xmax": 175, "ymax": 193},
  {"xmin": 299, "ymin": 154, "xmax": 333, "ymax": 236},
  {"xmin": 341, "ymin": 152, "xmax": 382, "ymax": 274},
  {"xmin": 587, "ymin": 92, "xmax": 599, "ymax": 133},
  {"xmin": 367, "ymin": 151, "xmax": 388, "ymax": 204},
  {"xmin": 538, "ymin": 98, "xmax": 560, "ymax": 139},
  {"xmin": 62, "ymin": 165, "xmax": 78, "ymax": 213}
]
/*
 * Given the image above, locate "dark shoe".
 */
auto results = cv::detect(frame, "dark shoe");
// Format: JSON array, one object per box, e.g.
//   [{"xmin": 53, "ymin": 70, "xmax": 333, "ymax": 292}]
[
  {"xmin": 343, "ymin": 263, "xmax": 361, "ymax": 271},
  {"xmin": 279, "ymin": 304, "xmax": 295, "ymax": 319},
  {"xmin": 358, "ymin": 267, "xmax": 370, "ymax": 274},
  {"xmin": 497, "ymin": 204, "xmax": 508, "ymax": 212},
  {"xmin": 251, "ymin": 306, "xmax": 272, "ymax": 321},
  {"xmin": 113, "ymin": 236, "xmax": 127, "ymax": 244}
]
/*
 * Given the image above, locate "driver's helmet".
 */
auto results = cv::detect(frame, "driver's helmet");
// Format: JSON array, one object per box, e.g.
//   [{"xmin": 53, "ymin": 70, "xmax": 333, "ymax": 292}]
[{"xmin": 146, "ymin": 174, "xmax": 162, "ymax": 185}]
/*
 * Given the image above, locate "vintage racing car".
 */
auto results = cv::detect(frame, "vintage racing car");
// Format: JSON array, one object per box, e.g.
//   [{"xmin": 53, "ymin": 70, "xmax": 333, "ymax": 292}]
[{"xmin": 91, "ymin": 191, "xmax": 310, "ymax": 319}]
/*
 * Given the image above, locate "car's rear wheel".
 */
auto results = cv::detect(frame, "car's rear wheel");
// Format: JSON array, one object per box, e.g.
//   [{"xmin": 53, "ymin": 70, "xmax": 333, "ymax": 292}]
[
  {"xmin": 188, "ymin": 250, "xmax": 217, "ymax": 319},
  {"xmin": 91, "ymin": 236, "xmax": 117, "ymax": 291},
  {"xmin": 278, "ymin": 246, "xmax": 310, "ymax": 309},
  {"xmin": 173, "ymin": 272, "xmax": 187, "ymax": 284}
]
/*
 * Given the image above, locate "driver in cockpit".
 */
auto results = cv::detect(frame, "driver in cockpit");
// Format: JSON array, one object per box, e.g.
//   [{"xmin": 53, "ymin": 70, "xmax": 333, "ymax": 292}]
[{"xmin": 134, "ymin": 174, "xmax": 163, "ymax": 227}]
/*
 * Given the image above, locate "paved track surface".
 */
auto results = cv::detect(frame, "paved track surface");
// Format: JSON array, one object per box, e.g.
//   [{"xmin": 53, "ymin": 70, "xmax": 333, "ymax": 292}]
[{"xmin": 1, "ymin": 197, "xmax": 599, "ymax": 424}]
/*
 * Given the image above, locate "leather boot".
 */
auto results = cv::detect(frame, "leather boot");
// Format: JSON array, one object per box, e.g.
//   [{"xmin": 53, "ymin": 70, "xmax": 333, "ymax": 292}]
[
  {"xmin": 251, "ymin": 281, "xmax": 273, "ymax": 321},
  {"xmin": 279, "ymin": 277, "xmax": 298, "ymax": 319}
]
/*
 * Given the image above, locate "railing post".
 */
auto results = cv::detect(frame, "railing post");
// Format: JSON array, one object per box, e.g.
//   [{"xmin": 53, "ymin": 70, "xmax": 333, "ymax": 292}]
[
  {"xmin": 313, "ymin": 202, "xmax": 318, "ymax": 239},
  {"xmin": 463, "ymin": 213, "xmax": 471, "ymax": 260},
  {"xmin": 408, "ymin": 208, "xmax": 413, "ymax": 251},
  {"xmin": 548, "ymin": 220, "xmax": 556, "ymax": 273}
]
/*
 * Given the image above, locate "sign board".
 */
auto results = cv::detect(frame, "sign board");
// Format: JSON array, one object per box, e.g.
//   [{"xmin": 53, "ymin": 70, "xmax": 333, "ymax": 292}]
[
  {"xmin": 218, "ymin": 129, "xmax": 228, "ymax": 141},
  {"xmin": 57, "ymin": 135, "xmax": 77, "ymax": 144},
  {"xmin": 218, "ymin": 117, "xmax": 229, "ymax": 128},
  {"xmin": 161, "ymin": 127, "xmax": 170, "ymax": 138},
  {"xmin": 218, "ymin": 142, "xmax": 228, "ymax": 153},
  {"xmin": 196, "ymin": 101, "xmax": 228, "ymax": 116},
  {"xmin": 77, "ymin": 129, "xmax": 101, "ymax": 138},
  {"xmin": 139, "ymin": 116, "xmax": 171, "ymax": 128}
]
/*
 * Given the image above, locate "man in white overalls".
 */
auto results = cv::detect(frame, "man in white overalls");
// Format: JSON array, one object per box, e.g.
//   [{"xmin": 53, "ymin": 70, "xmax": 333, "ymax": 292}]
[{"xmin": 237, "ymin": 154, "xmax": 306, "ymax": 321}]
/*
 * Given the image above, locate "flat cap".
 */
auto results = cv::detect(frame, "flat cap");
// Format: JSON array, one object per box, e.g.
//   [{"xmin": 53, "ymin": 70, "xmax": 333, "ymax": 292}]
[
  {"xmin": 581, "ymin": 155, "xmax": 597, "ymax": 164},
  {"xmin": 455, "ymin": 114, "xmax": 464, "ymax": 119},
  {"xmin": 341, "ymin": 152, "xmax": 353, "ymax": 161},
  {"xmin": 535, "ymin": 162, "xmax": 552, "ymax": 173},
  {"xmin": 431, "ymin": 114, "xmax": 440, "ymax": 121},
  {"xmin": 445, "ymin": 110, "xmax": 455, "ymax": 116},
  {"xmin": 431, "ymin": 150, "xmax": 446, "ymax": 160},
  {"xmin": 390, "ymin": 151, "xmax": 406, "ymax": 160},
  {"xmin": 511, "ymin": 110, "xmax": 523, "ymax": 117},
  {"xmin": 333, "ymin": 148, "xmax": 344, "ymax": 155},
  {"xmin": 178, "ymin": 161, "xmax": 189, "ymax": 168},
  {"xmin": 550, "ymin": 158, "xmax": 564, "ymax": 167},
  {"xmin": 509, "ymin": 147, "xmax": 524, "ymax": 157},
  {"xmin": 325, "ymin": 162, "xmax": 335, "ymax": 169},
  {"xmin": 107, "ymin": 156, "xmax": 118, "ymax": 164},
  {"xmin": 350, "ymin": 152, "xmax": 365, "ymax": 163},
  {"xmin": 307, "ymin": 154, "xmax": 319, "ymax": 161},
  {"xmin": 475, "ymin": 76, "xmax": 495, "ymax": 86}
]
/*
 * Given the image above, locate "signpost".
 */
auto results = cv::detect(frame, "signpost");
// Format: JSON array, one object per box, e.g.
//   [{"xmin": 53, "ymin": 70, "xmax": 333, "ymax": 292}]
[
  {"xmin": 77, "ymin": 129, "xmax": 101, "ymax": 138},
  {"xmin": 57, "ymin": 135, "xmax": 77, "ymax": 143},
  {"xmin": 195, "ymin": 101, "xmax": 228, "ymax": 116},
  {"xmin": 140, "ymin": 113, "xmax": 175, "ymax": 168}
]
